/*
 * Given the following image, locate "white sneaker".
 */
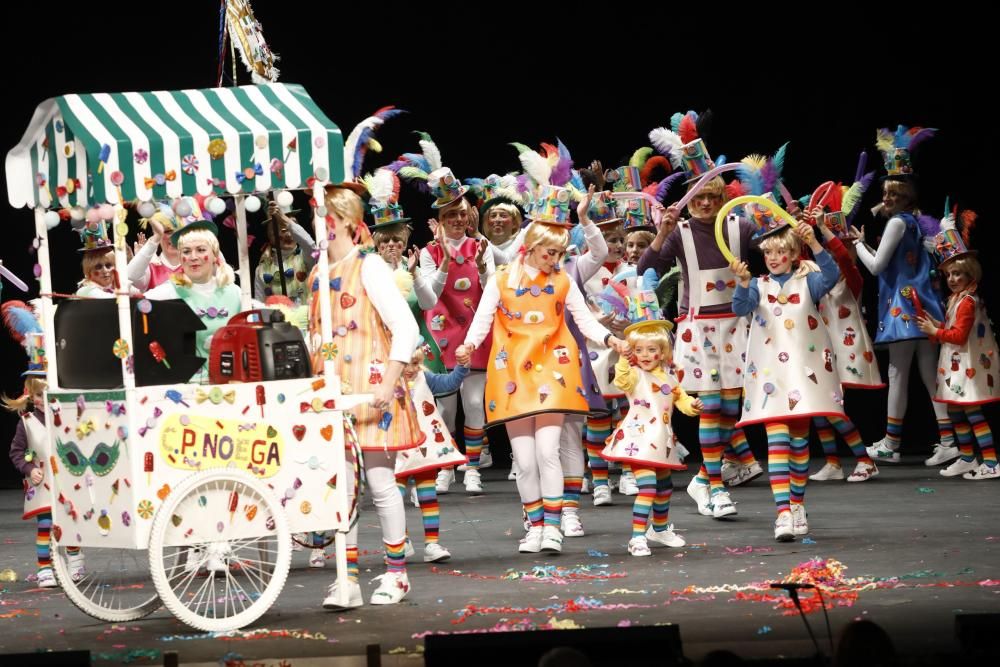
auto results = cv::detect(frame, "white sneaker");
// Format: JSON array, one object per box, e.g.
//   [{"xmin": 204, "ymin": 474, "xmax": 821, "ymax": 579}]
[
  {"xmin": 628, "ymin": 536, "xmax": 651, "ymax": 557},
  {"xmin": 727, "ymin": 460, "xmax": 763, "ymax": 486},
  {"xmin": 941, "ymin": 458, "xmax": 979, "ymax": 477},
  {"xmin": 618, "ymin": 471, "xmax": 639, "ymax": 496},
  {"xmin": 463, "ymin": 469, "xmax": 483, "ymax": 494},
  {"xmin": 925, "ymin": 444, "xmax": 961, "ymax": 466},
  {"xmin": 479, "ymin": 447, "xmax": 493, "ymax": 469},
  {"xmin": 646, "ymin": 524, "xmax": 686, "ymax": 548},
  {"xmin": 963, "ymin": 462, "xmax": 1000, "ymax": 480},
  {"xmin": 721, "ymin": 460, "xmax": 740, "ymax": 485},
  {"xmin": 790, "ymin": 503, "xmax": 809, "ymax": 536},
  {"xmin": 67, "ymin": 551, "xmax": 86, "ymax": 581},
  {"xmin": 846, "ymin": 461, "xmax": 879, "ymax": 482},
  {"xmin": 508, "ymin": 456, "xmax": 519, "ymax": 481},
  {"xmin": 867, "ymin": 438, "xmax": 900, "ymax": 463},
  {"xmin": 710, "ymin": 490, "xmax": 737, "ymax": 518},
  {"xmin": 540, "ymin": 525, "xmax": 563, "ymax": 553},
  {"xmin": 309, "ymin": 549, "xmax": 326, "ymax": 568},
  {"xmin": 423, "ymin": 542, "xmax": 452, "ymax": 562},
  {"xmin": 410, "ymin": 484, "xmax": 420, "ymax": 508},
  {"xmin": 519, "ymin": 526, "xmax": 543, "ymax": 553},
  {"xmin": 36, "ymin": 568, "xmax": 57, "ymax": 588},
  {"xmin": 435, "ymin": 468, "xmax": 455, "ymax": 494},
  {"xmin": 291, "ymin": 534, "xmax": 306, "ymax": 551},
  {"xmin": 592, "ymin": 485, "xmax": 613, "ymax": 506},
  {"xmin": 686, "ymin": 477, "xmax": 713, "ymax": 516},
  {"xmin": 322, "ymin": 578, "xmax": 363, "ymax": 610},
  {"xmin": 580, "ymin": 476, "xmax": 590, "ymax": 494},
  {"xmin": 404, "ymin": 538, "xmax": 416, "ymax": 559},
  {"xmin": 522, "ymin": 509, "xmax": 532, "ymax": 532},
  {"xmin": 369, "ymin": 571, "xmax": 410, "ymax": 605},
  {"xmin": 774, "ymin": 511, "xmax": 795, "ymax": 542},
  {"xmin": 561, "ymin": 509, "xmax": 585, "ymax": 537},
  {"xmin": 810, "ymin": 462, "xmax": 844, "ymax": 481}
]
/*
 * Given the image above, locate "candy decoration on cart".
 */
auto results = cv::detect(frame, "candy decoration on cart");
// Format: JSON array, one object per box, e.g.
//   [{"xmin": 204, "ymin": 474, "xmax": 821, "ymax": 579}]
[
  {"xmin": 149, "ymin": 341, "xmax": 170, "ymax": 369},
  {"xmin": 195, "ymin": 387, "xmax": 236, "ymax": 405},
  {"xmin": 112, "ymin": 339, "xmax": 130, "ymax": 360}
]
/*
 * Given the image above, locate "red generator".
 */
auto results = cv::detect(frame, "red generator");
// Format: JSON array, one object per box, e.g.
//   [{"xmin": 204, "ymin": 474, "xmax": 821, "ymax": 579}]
[{"xmin": 208, "ymin": 309, "xmax": 311, "ymax": 385}]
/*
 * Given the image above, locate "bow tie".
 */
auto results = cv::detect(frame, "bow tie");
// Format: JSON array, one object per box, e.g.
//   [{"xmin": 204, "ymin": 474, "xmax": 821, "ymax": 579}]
[
  {"xmin": 768, "ymin": 293, "xmax": 801, "ymax": 304},
  {"xmin": 706, "ymin": 280, "xmax": 736, "ymax": 292},
  {"xmin": 515, "ymin": 284, "xmax": 555, "ymax": 297}
]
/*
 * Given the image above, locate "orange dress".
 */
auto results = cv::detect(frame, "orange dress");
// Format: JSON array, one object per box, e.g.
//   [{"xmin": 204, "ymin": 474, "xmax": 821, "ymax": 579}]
[
  {"xmin": 308, "ymin": 249, "xmax": 423, "ymax": 451},
  {"xmin": 482, "ymin": 265, "xmax": 590, "ymax": 427}
]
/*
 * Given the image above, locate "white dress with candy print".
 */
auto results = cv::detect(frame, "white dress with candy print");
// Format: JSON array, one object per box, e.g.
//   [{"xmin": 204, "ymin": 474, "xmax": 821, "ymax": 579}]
[
  {"xmin": 394, "ymin": 372, "xmax": 468, "ymax": 478},
  {"xmin": 935, "ymin": 294, "xmax": 1000, "ymax": 406},
  {"xmin": 601, "ymin": 362, "xmax": 689, "ymax": 470},
  {"xmin": 674, "ymin": 218, "xmax": 750, "ymax": 393},
  {"xmin": 739, "ymin": 272, "xmax": 848, "ymax": 427},
  {"xmin": 22, "ymin": 413, "xmax": 52, "ymax": 520},
  {"xmin": 819, "ymin": 279, "xmax": 884, "ymax": 389}
]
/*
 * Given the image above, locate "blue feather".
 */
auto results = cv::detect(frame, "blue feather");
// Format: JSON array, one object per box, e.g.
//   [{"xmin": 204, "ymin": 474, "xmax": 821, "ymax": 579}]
[
  {"xmin": 399, "ymin": 153, "xmax": 431, "ymax": 173},
  {"xmin": 670, "ymin": 112, "xmax": 685, "ymax": 134},
  {"xmin": 2, "ymin": 301, "xmax": 41, "ymax": 345},
  {"xmin": 641, "ymin": 267, "xmax": 660, "ymax": 290},
  {"xmin": 569, "ymin": 169, "xmax": 585, "ymax": 192},
  {"xmin": 569, "ymin": 223, "xmax": 585, "ymax": 252},
  {"xmin": 771, "ymin": 142, "xmax": 789, "ymax": 177},
  {"xmin": 715, "ymin": 153, "xmax": 727, "ymax": 166}
]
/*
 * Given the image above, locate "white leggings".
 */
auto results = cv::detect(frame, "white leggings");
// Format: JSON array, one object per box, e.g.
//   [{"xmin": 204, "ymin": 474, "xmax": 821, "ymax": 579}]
[
  {"xmin": 508, "ymin": 413, "xmax": 565, "ymax": 502},
  {"xmin": 438, "ymin": 370, "xmax": 487, "ymax": 431},
  {"xmin": 559, "ymin": 415, "xmax": 586, "ymax": 478},
  {"xmin": 887, "ymin": 339, "xmax": 949, "ymax": 423},
  {"xmin": 358, "ymin": 450, "xmax": 406, "ymax": 545}
]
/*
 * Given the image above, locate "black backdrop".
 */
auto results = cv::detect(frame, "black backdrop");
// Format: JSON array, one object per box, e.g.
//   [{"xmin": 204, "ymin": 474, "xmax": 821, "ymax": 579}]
[{"xmin": 2, "ymin": 2, "xmax": 998, "ymax": 483}]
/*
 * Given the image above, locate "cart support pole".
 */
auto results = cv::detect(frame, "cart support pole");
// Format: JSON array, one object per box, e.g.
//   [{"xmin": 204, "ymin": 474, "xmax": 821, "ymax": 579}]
[
  {"xmin": 33, "ymin": 207, "xmax": 60, "ymax": 390},
  {"xmin": 235, "ymin": 196, "xmax": 253, "ymax": 311}
]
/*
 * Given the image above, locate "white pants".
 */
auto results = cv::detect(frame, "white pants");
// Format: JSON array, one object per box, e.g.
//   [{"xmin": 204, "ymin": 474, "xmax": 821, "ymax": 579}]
[
  {"xmin": 439, "ymin": 370, "xmax": 487, "ymax": 431},
  {"xmin": 887, "ymin": 339, "xmax": 949, "ymax": 423},
  {"xmin": 507, "ymin": 413, "xmax": 565, "ymax": 502}
]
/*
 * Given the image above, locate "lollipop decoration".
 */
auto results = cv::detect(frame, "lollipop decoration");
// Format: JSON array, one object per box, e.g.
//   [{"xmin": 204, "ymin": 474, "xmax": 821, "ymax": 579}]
[
  {"xmin": 762, "ymin": 382, "xmax": 776, "ymax": 409},
  {"xmin": 149, "ymin": 341, "xmax": 170, "ymax": 369}
]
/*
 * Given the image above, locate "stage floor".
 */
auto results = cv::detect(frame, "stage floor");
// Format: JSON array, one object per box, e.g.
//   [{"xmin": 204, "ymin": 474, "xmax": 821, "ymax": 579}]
[{"xmin": 1, "ymin": 457, "xmax": 997, "ymax": 665}]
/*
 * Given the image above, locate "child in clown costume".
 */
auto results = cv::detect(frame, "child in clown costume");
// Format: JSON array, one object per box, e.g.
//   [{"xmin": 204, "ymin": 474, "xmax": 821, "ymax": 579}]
[
  {"xmin": 456, "ymin": 184, "xmax": 628, "ymax": 554},
  {"xmin": 253, "ymin": 200, "xmax": 316, "ymax": 306},
  {"xmin": 917, "ymin": 213, "xmax": 1000, "ymax": 480},
  {"xmin": 805, "ymin": 193, "xmax": 884, "ymax": 483},
  {"xmin": 731, "ymin": 211, "xmax": 844, "ymax": 542},
  {"xmin": 854, "ymin": 126, "xmax": 952, "ymax": 465},
  {"xmin": 602, "ymin": 318, "xmax": 702, "ymax": 557},
  {"xmin": 396, "ymin": 342, "xmax": 472, "ymax": 562}
]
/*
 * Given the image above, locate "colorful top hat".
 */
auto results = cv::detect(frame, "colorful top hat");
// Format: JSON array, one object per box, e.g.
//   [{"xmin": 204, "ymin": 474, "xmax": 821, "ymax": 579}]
[
  {"xmin": 77, "ymin": 217, "xmax": 112, "ymax": 253},
  {"xmin": 428, "ymin": 167, "xmax": 469, "ymax": 209},
  {"xmin": 364, "ymin": 168, "xmax": 411, "ymax": 230},
  {"xmin": 649, "ymin": 110, "xmax": 717, "ymax": 183},
  {"xmin": 935, "ymin": 210, "xmax": 978, "ymax": 269},
  {"xmin": 22, "ymin": 332, "xmax": 46, "ymax": 377},
  {"xmin": 734, "ymin": 147, "xmax": 792, "ymax": 241},
  {"xmin": 875, "ymin": 125, "xmax": 936, "ymax": 180},
  {"xmin": 527, "ymin": 185, "xmax": 574, "ymax": 227},
  {"xmin": 476, "ymin": 173, "xmax": 527, "ymax": 219},
  {"xmin": 608, "ymin": 165, "xmax": 653, "ymax": 231},
  {"xmin": 587, "ymin": 190, "xmax": 622, "ymax": 227},
  {"xmin": 746, "ymin": 193, "xmax": 790, "ymax": 242}
]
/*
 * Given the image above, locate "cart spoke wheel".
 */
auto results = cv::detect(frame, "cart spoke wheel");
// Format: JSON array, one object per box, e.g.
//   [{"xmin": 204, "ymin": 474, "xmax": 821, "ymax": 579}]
[
  {"xmin": 52, "ymin": 545, "xmax": 161, "ymax": 622},
  {"xmin": 148, "ymin": 469, "xmax": 291, "ymax": 631}
]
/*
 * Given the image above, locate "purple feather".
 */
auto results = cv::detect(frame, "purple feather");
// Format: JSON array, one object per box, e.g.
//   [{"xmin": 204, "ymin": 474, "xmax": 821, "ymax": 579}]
[
  {"xmin": 917, "ymin": 213, "xmax": 941, "ymax": 239},
  {"xmin": 515, "ymin": 174, "xmax": 532, "ymax": 194},
  {"xmin": 655, "ymin": 173, "xmax": 684, "ymax": 202},
  {"xmin": 854, "ymin": 151, "xmax": 868, "ymax": 183},
  {"xmin": 550, "ymin": 138, "xmax": 574, "ymax": 187},
  {"xmin": 384, "ymin": 158, "xmax": 409, "ymax": 173},
  {"xmin": 760, "ymin": 160, "xmax": 780, "ymax": 198},
  {"xmin": 845, "ymin": 171, "xmax": 877, "ymax": 224},
  {"xmin": 907, "ymin": 127, "xmax": 937, "ymax": 152}
]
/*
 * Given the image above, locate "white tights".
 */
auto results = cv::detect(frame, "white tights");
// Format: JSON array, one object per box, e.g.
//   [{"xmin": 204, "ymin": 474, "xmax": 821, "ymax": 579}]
[
  {"xmin": 559, "ymin": 415, "xmax": 586, "ymax": 478},
  {"xmin": 887, "ymin": 339, "xmax": 949, "ymax": 423},
  {"xmin": 507, "ymin": 413, "xmax": 565, "ymax": 502}
]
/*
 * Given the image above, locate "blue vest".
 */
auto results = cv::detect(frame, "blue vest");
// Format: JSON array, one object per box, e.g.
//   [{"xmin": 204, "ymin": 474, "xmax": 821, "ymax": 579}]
[{"xmin": 874, "ymin": 213, "xmax": 944, "ymax": 344}]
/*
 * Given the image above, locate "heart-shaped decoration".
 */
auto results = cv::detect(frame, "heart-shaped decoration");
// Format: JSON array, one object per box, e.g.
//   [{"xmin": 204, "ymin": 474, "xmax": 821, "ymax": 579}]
[
  {"xmin": 838, "ymin": 305, "xmax": 851, "ymax": 319},
  {"xmin": 419, "ymin": 446, "xmax": 428, "ymax": 457},
  {"xmin": 966, "ymin": 368, "xmax": 976, "ymax": 379},
  {"xmin": 615, "ymin": 430, "xmax": 625, "ymax": 441},
  {"xmin": 422, "ymin": 401, "xmax": 435, "ymax": 416},
  {"xmin": 157, "ymin": 484, "xmax": 171, "ymax": 500},
  {"xmin": 340, "ymin": 293, "xmax": 356, "ymax": 308},
  {"xmin": 266, "ymin": 426, "xmax": 278, "ymax": 438},
  {"xmin": 292, "ymin": 425, "xmax": 306, "ymax": 441},
  {"xmin": 320, "ymin": 425, "xmax": 333, "ymax": 441},
  {"xmin": 171, "ymin": 514, "xmax": 183, "ymax": 527},
  {"xmin": 244, "ymin": 504, "xmax": 258, "ymax": 521},
  {"xmin": 681, "ymin": 329, "xmax": 693, "ymax": 343},
  {"xmin": 52, "ymin": 525, "xmax": 63, "ymax": 542},
  {"xmin": 863, "ymin": 351, "xmax": 874, "ymax": 363},
  {"xmin": 807, "ymin": 315, "xmax": 818, "ymax": 330}
]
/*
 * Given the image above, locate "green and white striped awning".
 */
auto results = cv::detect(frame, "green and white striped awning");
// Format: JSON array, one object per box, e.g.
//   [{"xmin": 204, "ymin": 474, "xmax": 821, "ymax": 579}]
[{"xmin": 6, "ymin": 83, "xmax": 344, "ymax": 210}]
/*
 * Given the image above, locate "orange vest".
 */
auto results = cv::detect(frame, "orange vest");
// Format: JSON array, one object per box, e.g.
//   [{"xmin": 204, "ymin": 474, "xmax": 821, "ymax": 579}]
[
  {"xmin": 308, "ymin": 249, "xmax": 423, "ymax": 451},
  {"xmin": 483, "ymin": 264, "xmax": 589, "ymax": 426}
]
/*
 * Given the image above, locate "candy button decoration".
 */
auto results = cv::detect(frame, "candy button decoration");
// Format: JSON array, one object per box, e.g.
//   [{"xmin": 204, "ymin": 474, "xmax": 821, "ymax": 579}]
[
  {"xmin": 505, "ymin": 381, "xmax": 517, "ymax": 394},
  {"xmin": 207, "ymin": 139, "xmax": 227, "ymax": 159},
  {"xmin": 137, "ymin": 500, "xmax": 154, "ymax": 519},
  {"xmin": 113, "ymin": 339, "xmax": 130, "ymax": 359}
]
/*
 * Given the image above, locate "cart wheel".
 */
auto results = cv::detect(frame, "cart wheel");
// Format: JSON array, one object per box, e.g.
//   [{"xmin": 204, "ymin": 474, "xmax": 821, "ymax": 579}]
[
  {"xmin": 52, "ymin": 545, "xmax": 161, "ymax": 622},
  {"xmin": 148, "ymin": 469, "xmax": 291, "ymax": 631},
  {"xmin": 291, "ymin": 531, "xmax": 336, "ymax": 549}
]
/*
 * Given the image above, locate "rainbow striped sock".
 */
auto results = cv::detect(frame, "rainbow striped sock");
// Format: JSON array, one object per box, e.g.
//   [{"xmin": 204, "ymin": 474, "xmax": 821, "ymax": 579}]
[
  {"xmin": 699, "ymin": 391, "xmax": 723, "ymax": 491},
  {"xmin": 886, "ymin": 415, "xmax": 903, "ymax": 448},
  {"xmin": 524, "ymin": 499, "xmax": 544, "ymax": 527},
  {"xmin": 651, "ymin": 470, "xmax": 673, "ymax": 532},
  {"xmin": 416, "ymin": 475, "xmax": 439, "ymax": 542},
  {"xmin": 383, "ymin": 539, "xmax": 407, "ymax": 573},
  {"xmin": 789, "ymin": 427, "xmax": 810, "ymax": 504},
  {"xmin": 767, "ymin": 423, "xmax": 791, "ymax": 513},
  {"xmin": 585, "ymin": 415, "xmax": 611, "ymax": 487},
  {"xmin": 949, "ymin": 407, "xmax": 976, "ymax": 461},
  {"xmin": 543, "ymin": 497, "xmax": 563, "ymax": 527},
  {"xmin": 937, "ymin": 418, "xmax": 956, "ymax": 448},
  {"xmin": 563, "ymin": 475, "xmax": 583, "ymax": 509},
  {"xmin": 967, "ymin": 406, "xmax": 996, "ymax": 465},
  {"xmin": 829, "ymin": 415, "xmax": 871, "ymax": 464},
  {"xmin": 815, "ymin": 417, "xmax": 840, "ymax": 466},
  {"xmin": 631, "ymin": 468, "xmax": 657, "ymax": 537},
  {"xmin": 346, "ymin": 546, "xmax": 359, "ymax": 582},
  {"xmin": 36, "ymin": 513, "xmax": 52, "ymax": 570},
  {"xmin": 464, "ymin": 426, "xmax": 484, "ymax": 469}
]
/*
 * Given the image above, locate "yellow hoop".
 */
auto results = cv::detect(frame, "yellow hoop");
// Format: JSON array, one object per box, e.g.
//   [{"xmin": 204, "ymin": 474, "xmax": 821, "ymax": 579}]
[{"xmin": 714, "ymin": 195, "xmax": 798, "ymax": 263}]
